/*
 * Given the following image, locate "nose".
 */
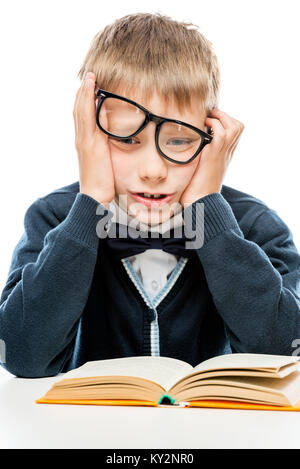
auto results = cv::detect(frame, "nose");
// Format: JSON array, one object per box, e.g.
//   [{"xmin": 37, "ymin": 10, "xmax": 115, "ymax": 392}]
[{"xmin": 138, "ymin": 123, "xmax": 168, "ymax": 182}]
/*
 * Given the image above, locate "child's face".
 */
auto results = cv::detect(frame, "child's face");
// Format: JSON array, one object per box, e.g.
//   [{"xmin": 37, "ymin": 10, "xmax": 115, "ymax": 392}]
[{"xmin": 109, "ymin": 89, "xmax": 207, "ymax": 226}]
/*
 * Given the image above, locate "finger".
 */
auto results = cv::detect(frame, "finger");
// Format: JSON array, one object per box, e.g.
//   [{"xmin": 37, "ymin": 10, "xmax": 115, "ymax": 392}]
[
  {"xmin": 77, "ymin": 73, "xmax": 97, "ymax": 136},
  {"xmin": 205, "ymin": 117, "xmax": 227, "ymax": 151},
  {"xmin": 226, "ymin": 133, "xmax": 240, "ymax": 160},
  {"xmin": 207, "ymin": 108, "xmax": 236, "ymax": 130},
  {"xmin": 73, "ymin": 77, "xmax": 88, "ymax": 135},
  {"xmin": 73, "ymin": 70, "xmax": 90, "ymax": 115},
  {"xmin": 228, "ymin": 133, "xmax": 242, "ymax": 161},
  {"xmin": 73, "ymin": 86, "xmax": 84, "ymax": 118},
  {"xmin": 73, "ymin": 87, "xmax": 83, "ymax": 136},
  {"xmin": 228, "ymin": 122, "xmax": 245, "ymax": 157}
]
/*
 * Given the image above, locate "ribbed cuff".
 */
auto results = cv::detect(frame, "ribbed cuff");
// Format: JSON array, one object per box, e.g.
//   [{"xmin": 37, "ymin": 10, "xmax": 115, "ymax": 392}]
[
  {"xmin": 59, "ymin": 192, "xmax": 113, "ymax": 251},
  {"xmin": 183, "ymin": 192, "xmax": 242, "ymax": 248}
]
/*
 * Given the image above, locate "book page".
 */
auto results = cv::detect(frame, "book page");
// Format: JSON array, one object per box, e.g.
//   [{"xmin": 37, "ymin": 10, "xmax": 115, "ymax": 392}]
[
  {"xmin": 168, "ymin": 363, "xmax": 300, "ymax": 394},
  {"xmin": 173, "ymin": 370, "xmax": 300, "ymax": 406},
  {"xmin": 193, "ymin": 353, "xmax": 299, "ymax": 373},
  {"xmin": 59, "ymin": 356, "xmax": 193, "ymax": 391}
]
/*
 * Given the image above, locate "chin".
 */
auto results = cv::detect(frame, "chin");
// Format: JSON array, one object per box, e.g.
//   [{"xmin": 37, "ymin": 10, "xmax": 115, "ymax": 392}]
[{"xmin": 130, "ymin": 206, "xmax": 174, "ymax": 227}]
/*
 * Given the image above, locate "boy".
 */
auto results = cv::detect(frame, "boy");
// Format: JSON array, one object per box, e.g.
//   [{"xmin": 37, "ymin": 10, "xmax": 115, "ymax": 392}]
[{"xmin": 0, "ymin": 13, "xmax": 299, "ymax": 378}]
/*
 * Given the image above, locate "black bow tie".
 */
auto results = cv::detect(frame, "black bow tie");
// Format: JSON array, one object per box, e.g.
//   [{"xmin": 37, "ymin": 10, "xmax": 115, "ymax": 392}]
[{"xmin": 102, "ymin": 222, "xmax": 196, "ymax": 260}]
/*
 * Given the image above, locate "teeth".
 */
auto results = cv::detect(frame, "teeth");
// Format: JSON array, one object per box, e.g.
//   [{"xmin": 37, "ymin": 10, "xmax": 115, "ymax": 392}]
[{"xmin": 140, "ymin": 193, "xmax": 165, "ymax": 199}]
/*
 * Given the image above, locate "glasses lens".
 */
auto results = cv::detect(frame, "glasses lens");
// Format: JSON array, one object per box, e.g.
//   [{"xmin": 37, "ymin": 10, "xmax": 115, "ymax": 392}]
[
  {"xmin": 158, "ymin": 121, "xmax": 202, "ymax": 163},
  {"xmin": 99, "ymin": 97, "xmax": 145, "ymax": 136}
]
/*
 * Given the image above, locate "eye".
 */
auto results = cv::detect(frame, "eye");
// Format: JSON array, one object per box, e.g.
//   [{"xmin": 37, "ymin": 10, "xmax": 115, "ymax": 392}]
[
  {"xmin": 168, "ymin": 139, "xmax": 192, "ymax": 146},
  {"xmin": 122, "ymin": 138, "xmax": 139, "ymax": 145},
  {"xmin": 110, "ymin": 137, "xmax": 139, "ymax": 145}
]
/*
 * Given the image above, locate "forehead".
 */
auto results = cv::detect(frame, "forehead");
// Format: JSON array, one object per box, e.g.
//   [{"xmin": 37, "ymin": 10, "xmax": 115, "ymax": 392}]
[{"xmin": 111, "ymin": 87, "xmax": 206, "ymax": 127}]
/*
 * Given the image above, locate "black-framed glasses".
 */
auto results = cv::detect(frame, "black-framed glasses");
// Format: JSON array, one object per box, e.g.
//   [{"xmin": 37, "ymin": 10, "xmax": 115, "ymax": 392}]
[{"xmin": 95, "ymin": 88, "xmax": 213, "ymax": 165}]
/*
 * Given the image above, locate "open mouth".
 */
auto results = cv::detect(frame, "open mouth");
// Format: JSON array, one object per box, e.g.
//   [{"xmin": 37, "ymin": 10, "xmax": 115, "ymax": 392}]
[
  {"xmin": 137, "ymin": 193, "xmax": 167, "ymax": 199},
  {"xmin": 130, "ymin": 192, "xmax": 174, "ymax": 206}
]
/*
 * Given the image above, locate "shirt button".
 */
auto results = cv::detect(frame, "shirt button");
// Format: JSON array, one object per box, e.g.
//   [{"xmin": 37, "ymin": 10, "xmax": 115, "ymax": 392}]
[{"xmin": 151, "ymin": 280, "xmax": 159, "ymax": 291}]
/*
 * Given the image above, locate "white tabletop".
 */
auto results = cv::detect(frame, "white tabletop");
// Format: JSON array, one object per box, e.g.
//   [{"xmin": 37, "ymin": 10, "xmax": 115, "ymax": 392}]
[{"xmin": 1, "ymin": 367, "xmax": 300, "ymax": 449}]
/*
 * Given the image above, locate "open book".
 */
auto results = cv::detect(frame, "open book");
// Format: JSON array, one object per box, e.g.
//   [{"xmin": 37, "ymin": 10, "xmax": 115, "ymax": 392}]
[{"xmin": 36, "ymin": 354, "xmax": 300, "ymax": 411}]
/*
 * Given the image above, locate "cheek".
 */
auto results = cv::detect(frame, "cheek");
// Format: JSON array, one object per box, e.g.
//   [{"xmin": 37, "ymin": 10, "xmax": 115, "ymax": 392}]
[
  {"xmin": 110, "ymin": 150, "xmax": 134, "ymax": 190},
  {"xmin": 177, "ymin": 161, "xmax": 199, "ymax": 189}
]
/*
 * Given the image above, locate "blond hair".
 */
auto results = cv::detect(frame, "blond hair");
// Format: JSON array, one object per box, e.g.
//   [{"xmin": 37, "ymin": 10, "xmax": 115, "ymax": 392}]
[{"xmin": 77, "ymin": 12, "xmax": 220, "ymax": 114}]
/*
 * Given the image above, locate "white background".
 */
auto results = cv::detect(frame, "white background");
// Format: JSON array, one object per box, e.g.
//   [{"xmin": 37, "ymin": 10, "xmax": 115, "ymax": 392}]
[{"xmin": 0, "ymin": 0, "xmax": 299, "ymax": 289}]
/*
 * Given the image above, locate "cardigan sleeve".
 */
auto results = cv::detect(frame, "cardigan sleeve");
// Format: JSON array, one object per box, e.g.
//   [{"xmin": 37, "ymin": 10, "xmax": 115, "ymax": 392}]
[
  {"xmin": 0, "ymin": 192, "xmax": 110, "ymax": 377},
  {"xmin": 183, "ymin": 192, "xmax": 300, "ymax": 355}
]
